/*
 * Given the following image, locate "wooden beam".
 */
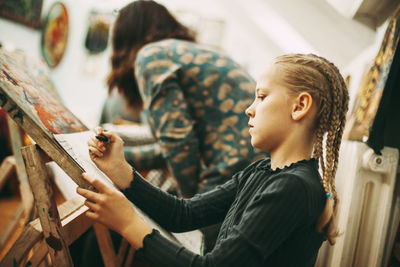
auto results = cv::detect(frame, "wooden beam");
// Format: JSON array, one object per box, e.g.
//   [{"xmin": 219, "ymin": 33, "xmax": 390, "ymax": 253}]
[
  {"xmin": 94, "ymin": 223, "xmax": 118, "ymax": 267},
  {"xmin": 116, "ymin": 239, "xmax": 130, "ymax": 266},
  {"xmin": 0, "ymin": 156, "xmax": 15, "ymax": 190},
  {"xmin": 21, "ymin": 144, "xmax": 73, "ymax": 267},
  {"xmin": 27, "ymin": 240, "xmax": 49, "ymax": 267},
  {"xmin": 7, "ymin": 116, "xmax": 33, "ymax": 218},
  {"xmin": 0, "ymin": 203, "xmax": 24, "ymax": 250}
]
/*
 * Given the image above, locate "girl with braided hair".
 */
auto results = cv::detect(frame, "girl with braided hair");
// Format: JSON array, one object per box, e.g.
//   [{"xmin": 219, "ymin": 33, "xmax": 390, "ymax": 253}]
[{"xmin": 77, "ymin": 53, "xmax": 349, "ymax": 267}]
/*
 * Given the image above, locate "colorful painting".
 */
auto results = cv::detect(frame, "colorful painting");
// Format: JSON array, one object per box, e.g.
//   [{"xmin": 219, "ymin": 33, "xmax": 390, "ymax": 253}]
[
  {"xmin": 41, "ymin": 2, "xmax": 69, "ymax": 68},
  {"xmin": 344, "ymin": 6, "xmax": 400, "ymax": 141},
  {"xmin": 0, "ymin": 48, "xmax": 88, "ymax": 134},
  {"xmin": 0, "ymin": 0, "xmax": 43, "ymax": 29}
]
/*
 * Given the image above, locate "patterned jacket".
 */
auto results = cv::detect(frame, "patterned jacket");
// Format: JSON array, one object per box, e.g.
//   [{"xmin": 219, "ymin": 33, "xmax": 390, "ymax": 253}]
[{"xmin": 124, "ymin": 39, "xmax": 265, "ymax": 197}]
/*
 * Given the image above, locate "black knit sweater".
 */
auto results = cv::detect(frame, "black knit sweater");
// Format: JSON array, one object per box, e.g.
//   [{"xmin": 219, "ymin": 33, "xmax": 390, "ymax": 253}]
[{"xmin": 123, "ymin": 157, "xmax": 326, "ymax": 267}]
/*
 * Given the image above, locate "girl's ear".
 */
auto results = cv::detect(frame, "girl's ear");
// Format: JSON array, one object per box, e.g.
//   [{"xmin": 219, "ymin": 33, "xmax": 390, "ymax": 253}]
[{"xmin": 291, "ymin": 92, "xmax": 313, "ymax": 121}]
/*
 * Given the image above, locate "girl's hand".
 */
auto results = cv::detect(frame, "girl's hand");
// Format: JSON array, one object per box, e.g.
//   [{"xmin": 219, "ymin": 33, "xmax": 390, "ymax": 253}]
[
  {"xmin": 88, "ymin": 127, "xmax": 132, "ymax": 189},
  {"xmin": 77, "ymin": 173, "xmax": 152, "ymax": 249}
]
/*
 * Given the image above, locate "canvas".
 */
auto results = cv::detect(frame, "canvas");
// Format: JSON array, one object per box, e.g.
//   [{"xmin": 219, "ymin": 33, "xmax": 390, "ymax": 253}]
[
  {"xmin": 0, "ymin": 48, "xmax": 87, "ymax": 135},
  {"xmin": 0, "ymin": 47, "xmax": 93, "ymax": 190}
]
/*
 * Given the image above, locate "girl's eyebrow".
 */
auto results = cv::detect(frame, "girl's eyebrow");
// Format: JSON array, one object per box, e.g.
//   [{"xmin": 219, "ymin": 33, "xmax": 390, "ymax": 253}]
[{"xmin": 256, "ymin": 88, "xmax": 269, "ymax": 94}]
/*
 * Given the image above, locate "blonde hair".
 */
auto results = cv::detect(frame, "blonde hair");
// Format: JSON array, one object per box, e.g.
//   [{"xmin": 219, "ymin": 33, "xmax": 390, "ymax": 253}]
[{"xmin": 274, "ymin": 54, "xmax": 349, "ymax": 245}]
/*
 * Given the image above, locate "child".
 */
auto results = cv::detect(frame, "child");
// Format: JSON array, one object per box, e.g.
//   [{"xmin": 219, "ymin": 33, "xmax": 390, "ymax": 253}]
[{"xmin": 78, "ymin": 53, "xmax": 349, "ymax": 266}]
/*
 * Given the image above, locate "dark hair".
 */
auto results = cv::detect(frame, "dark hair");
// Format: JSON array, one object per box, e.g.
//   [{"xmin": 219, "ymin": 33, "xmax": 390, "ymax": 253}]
[{"xmin": 106, "ymin": 0, "xmax": 196, "ymax": 109}]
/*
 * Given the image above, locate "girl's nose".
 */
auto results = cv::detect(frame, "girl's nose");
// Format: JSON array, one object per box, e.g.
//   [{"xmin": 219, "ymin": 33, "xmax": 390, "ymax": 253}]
[{"xmin": 245, "ymin": 104, "xmax": 254, "ymax": 117}]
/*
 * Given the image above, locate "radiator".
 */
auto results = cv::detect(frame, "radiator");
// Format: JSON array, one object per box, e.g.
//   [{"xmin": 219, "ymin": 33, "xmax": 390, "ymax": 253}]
[{"xmin": 316, "ymin": 140, "xmax": 399, "ymax": 267}]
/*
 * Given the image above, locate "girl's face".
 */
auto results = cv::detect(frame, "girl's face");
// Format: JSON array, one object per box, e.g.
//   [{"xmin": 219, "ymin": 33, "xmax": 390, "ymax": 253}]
[{"xmin": 245, "ymin": 64, "xmax": 295, "ymax": 153}]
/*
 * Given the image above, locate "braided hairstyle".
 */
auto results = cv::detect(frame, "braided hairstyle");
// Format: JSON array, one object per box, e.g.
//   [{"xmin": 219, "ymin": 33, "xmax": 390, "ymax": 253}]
[{"xmin": 274, "ymin": 54, "xmax": 349, "ymax": 244}]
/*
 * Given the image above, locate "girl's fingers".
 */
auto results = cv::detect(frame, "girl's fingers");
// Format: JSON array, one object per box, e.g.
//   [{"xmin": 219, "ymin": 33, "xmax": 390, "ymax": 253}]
[
  {"xmin": 103, "ymin": 130, "xmax": 113, "ymax": 139},
  {"xmin": 91, "ymin": 179, "xmax": 111, "ymax": 194},
  {"xmin": 85, "ymin": 210, "xmax": 99, "ymax": 220},
  {"xmin": 89, "ymin": 147, "xmax": 103, "ymax": 158},
  {"xmin": 88, "ymin": 138, "xmax": 98, "ymax": 148},
  {"xmin": 94, "ymin": 127, "xmax": 104, "ymax": 135},
  {"xmin": 84, "ymin": 200, "xmax": 100, "ymax": 212},
  {"xmin": 102, "ymin": 130, "xmax": 119, "ymax": 143},
  {"xmin": 76, "ymin": 187, "xmax": 102, "ymax": 203},
  {"xmin": 81, "ymin": 173, "xmax": 110, "ymax": 193},
  {"xmin": 88, "ymin": 137, "xmax": 106, "ymax": 152}
]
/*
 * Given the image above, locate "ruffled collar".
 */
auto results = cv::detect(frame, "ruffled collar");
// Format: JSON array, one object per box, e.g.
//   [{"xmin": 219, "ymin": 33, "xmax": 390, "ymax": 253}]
[{"xmin": 256, "ymin": 157, "xmax": 318, "ymax": 173}]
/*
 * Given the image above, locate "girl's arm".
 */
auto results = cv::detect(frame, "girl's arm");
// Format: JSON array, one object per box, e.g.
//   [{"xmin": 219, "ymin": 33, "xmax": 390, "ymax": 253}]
[
  {"xmin": 122, "ymin": 169, "xmax": 237, "ymax": 232},
  {"xmin": 75, "ymin": 170, "xmax": 236, "ymax": 248},
  {"xmin": 132, "ymin": 174, "xmax": 312, "ymax": 267},
  {"xmin": 86, "ymin": 126, "xmax": 237, "ymax": 231}
]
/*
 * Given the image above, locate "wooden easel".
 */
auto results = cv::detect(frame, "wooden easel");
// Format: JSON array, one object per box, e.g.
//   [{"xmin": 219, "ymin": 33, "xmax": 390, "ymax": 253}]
[
  {"xmin": 0, "ymin": 48, "xmax": 201, "ymax": 266},
  {"xmin": 0, "ymin": 46, "xmax": 136, "ymax": 265},
  {"xmin": 0, "ymin": 144, "xmax": 135, "ymax": 267}
]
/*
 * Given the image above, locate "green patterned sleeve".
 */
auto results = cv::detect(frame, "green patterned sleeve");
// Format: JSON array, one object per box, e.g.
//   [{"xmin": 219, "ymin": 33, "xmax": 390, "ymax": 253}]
[
  {"xmin": 135, "ymin": 46, "xmax": 200, "ymax": 197},
  {"xmin": 124, "ymin": 143, "xmax": 165, "ymax": 171}
]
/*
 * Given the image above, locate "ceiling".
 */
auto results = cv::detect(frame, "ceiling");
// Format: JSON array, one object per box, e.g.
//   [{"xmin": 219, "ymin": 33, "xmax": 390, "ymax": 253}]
[{"xmin": 217, "ymin": 0, "xmax": 378, "ymax": 69}]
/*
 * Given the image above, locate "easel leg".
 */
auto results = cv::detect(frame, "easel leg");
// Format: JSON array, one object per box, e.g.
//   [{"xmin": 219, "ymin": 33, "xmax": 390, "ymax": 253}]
[
  {"xmin": 0, "ymin": 156, "xmax": 22, "ymax": 251},
  {"xmin": 93, "ymin": 224, "xmax": 137, "ymax": 267},
  {"xmin": 7, "ymin": 117, "xmax": 35, "ymax": 221},
  {"xmin": 0, "ymin": 204, "xmax": 24, "ymax": 249},
  {"xmin": 21, "ymin": 144, "xmax": 73, "ymax": 267},
  {"xmin": 0, "ymin": 156, "xmax": 15, "ymax": 190},
  {"xmin": 0, "ymin": 118, "xmax": 36, "ymax": 252},
  {"xmin": 28, "ymin": 239, "xmax": 50, "ymax": 267},
  {"xmin": 94, "ymin": 223, "xmax": 118, "ymax": 267}
]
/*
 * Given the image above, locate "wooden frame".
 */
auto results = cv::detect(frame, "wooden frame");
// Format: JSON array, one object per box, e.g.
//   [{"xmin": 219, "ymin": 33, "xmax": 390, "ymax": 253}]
[{"xmin": 0, "ymin": 0, "xmax": 43, "ymax": 29}]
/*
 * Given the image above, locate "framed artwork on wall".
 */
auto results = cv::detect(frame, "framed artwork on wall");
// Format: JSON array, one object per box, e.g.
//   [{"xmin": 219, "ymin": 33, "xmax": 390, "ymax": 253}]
[
  {"xmin": 41, "ymin": 2, "xmax": 69, "ymax": 68},
  {"xmin": 0, "ymin": 0, "xmax": 43, "ymax": 29},
  {"xmin": 343, "ymin": 4, "xmax": 400, "ymax": 153},
  {"xmin": 84, "ymin": 10, "xmax": 114, "ymax": 55}
]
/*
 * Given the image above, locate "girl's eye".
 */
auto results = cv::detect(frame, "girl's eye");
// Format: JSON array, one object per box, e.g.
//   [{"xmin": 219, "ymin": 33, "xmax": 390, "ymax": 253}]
[{"xmin": 257, "ymin": 95, "xmax": 266, "ymax": 101}]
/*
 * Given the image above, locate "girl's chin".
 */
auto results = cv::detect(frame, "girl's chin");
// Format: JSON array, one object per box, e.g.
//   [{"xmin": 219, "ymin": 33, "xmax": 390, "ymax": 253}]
[
  {"xmin": 251, "ymin": 141, "xmax": 268, "ymax": 152},
  {"xmin": 250, "ymin": 140, "xmax": 259, "ymax": 149}
]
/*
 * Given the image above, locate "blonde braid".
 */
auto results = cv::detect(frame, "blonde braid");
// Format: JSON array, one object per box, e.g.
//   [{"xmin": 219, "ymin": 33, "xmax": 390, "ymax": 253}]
[
  {"xmin": 311, "ymin": 56, "xmax": 349, "ymax": 243},
  {"xmin": 274, "ymin": 54, "xmax": 349, "ymax": 244},
  {"xmin": 316, "ymin": 57, "xmax": 349, "ymax": 191}
]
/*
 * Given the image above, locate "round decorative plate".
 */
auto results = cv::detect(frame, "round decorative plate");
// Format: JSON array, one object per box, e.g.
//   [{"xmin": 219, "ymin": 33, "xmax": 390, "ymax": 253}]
[{"xmin": 41, "ymin": 2, "xmax": 69, "ymax": 68}]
